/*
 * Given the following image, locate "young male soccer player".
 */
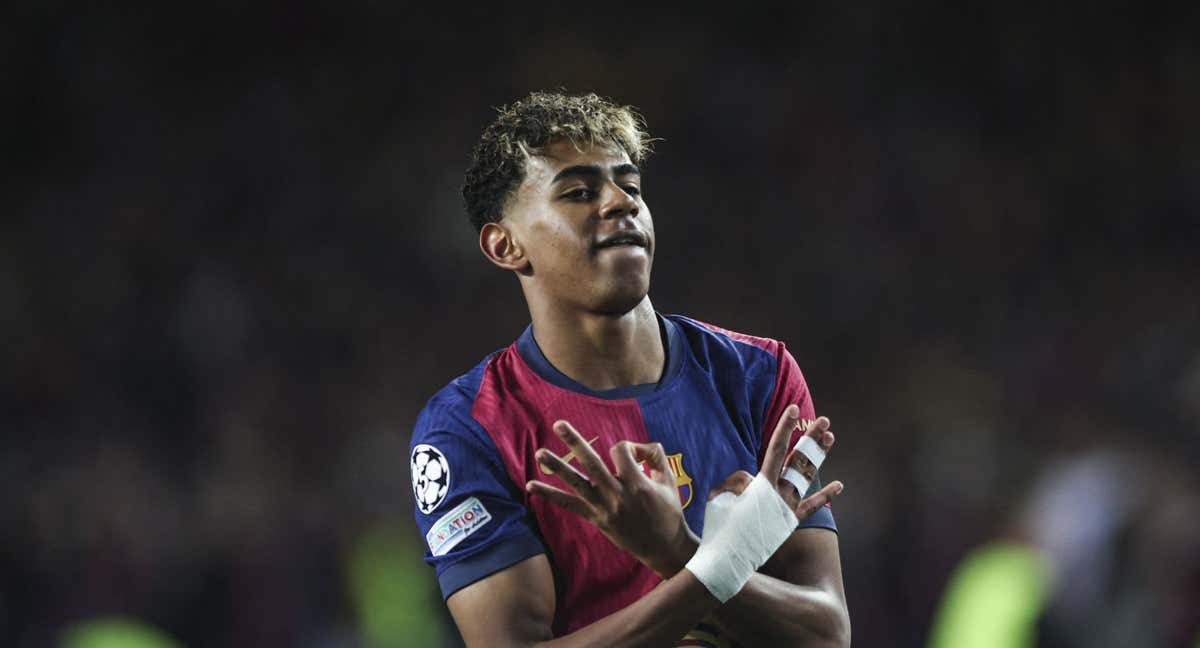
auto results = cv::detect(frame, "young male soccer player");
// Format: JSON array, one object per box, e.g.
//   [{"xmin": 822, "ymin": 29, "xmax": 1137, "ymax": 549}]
[{"xmin": 410, "ymin": 92, "xmax": 850, "ymax": 647}]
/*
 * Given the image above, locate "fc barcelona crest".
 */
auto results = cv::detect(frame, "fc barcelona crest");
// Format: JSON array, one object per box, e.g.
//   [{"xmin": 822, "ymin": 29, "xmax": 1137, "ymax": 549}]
[{"xmin": 666, "ymin": 452, "xmax": 694, "ymax": 509}]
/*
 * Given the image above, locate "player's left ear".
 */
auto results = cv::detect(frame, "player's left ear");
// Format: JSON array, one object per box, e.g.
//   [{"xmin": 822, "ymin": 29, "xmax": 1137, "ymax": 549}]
[{"xmin": 479, "ymin": 222, "xmax": 531, "ymax": 274}]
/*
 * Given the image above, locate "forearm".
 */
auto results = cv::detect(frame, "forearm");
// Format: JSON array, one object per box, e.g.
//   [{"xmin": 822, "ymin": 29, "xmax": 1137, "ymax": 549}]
[
  {"xmin": 654, "ymin": 530, "xmax": 849, "ymax": 647},
  {"xmin": 712, "ymin": 571, "xmax": 850, "ymax": 647},
  {"xmin": 532, "ymin": 569, "xmax": 718, "ymax": 648}
]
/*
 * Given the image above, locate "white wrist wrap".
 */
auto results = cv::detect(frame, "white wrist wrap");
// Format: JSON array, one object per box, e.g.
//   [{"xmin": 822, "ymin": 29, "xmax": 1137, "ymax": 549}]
[
  {"xmin": 781, "ymin": 435, "xmax": 826, "ymax": 496},
  {"xmin": 684, "ymin": 474, "xmax": 797, "ymax": 602}
]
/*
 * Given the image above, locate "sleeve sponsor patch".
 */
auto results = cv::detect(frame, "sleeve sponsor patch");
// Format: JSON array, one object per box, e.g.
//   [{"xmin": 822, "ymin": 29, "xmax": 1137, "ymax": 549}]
[
  {"xmin": 411, "ymin": 443, "xmax": 450, "ymax": 514},
  {"xmin": 426, "ymin": 496, "xmax": 492, "ymax": 557}
]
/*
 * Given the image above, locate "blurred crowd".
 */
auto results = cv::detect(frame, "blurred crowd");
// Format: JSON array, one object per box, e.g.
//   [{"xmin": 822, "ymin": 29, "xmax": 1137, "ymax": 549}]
[{"xmin": 4, "ymin": 3, "xmax": 1198, "ymax": 647}]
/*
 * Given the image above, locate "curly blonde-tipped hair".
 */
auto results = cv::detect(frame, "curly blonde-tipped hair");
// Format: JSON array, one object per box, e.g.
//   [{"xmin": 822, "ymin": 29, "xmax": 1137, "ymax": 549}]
[{"xmin": 462, "ymin": 91, "xmax": 654, "ymax": 231}]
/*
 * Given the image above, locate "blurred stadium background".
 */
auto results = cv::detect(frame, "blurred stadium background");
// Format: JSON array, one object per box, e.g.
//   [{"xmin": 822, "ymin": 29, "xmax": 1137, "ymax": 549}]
[{"xmin": 4, "ymin": 3, "xmax": 1199, "ymax": 647}]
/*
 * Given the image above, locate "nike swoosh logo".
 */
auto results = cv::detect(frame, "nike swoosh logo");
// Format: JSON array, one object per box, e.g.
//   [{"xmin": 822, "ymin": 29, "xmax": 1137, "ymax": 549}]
[{"xmin": 538, "ymin": 436, "xmax": 600, "ymax": 475}]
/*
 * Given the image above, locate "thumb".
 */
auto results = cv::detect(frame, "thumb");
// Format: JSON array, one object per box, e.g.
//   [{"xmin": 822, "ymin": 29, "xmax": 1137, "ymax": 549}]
[{"xmin": 707, "ymin": 470, "xmax": 754, "ymax": 501}]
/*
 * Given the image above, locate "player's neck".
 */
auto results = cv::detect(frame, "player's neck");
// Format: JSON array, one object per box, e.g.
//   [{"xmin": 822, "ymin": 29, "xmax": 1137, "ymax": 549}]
[{"xmin": 528, "ymin": 297, "xmax": 665, "ymax": 392}]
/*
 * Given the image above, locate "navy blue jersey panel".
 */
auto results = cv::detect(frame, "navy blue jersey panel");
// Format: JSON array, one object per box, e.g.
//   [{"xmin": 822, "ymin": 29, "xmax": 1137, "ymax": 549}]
[
  {"xmin": 437, "ymin": 528, "xmax": 548, "ymax": 600},
  {"xmin": 667, "ymin": 315, "xmax": 779, "ymax": 456},
  {"xmin": 410, "ymin": 353, "xmax": 546, "ymax": 582}
]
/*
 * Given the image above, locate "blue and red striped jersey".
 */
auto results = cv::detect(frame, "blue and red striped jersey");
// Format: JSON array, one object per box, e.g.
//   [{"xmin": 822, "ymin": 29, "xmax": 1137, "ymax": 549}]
[{"xmin": 410, "ymin": 314, "xmax": 836, "ymax": 637}]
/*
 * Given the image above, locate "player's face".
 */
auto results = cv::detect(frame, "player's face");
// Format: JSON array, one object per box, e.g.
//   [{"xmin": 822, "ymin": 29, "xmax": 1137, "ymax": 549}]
[{"xmin": 505, "ymin": 138, "xmax": 654, "ymax": 314}]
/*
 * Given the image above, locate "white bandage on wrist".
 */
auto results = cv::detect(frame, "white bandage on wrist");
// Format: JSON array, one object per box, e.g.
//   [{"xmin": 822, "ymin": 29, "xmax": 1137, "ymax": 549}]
[
  {"xmin": 684, "ymin": 474, "xmax": 797, "ymax": 602},
  {"xmin": 781, "ymin": 435, "xmax": 826, "ymax": 496}
]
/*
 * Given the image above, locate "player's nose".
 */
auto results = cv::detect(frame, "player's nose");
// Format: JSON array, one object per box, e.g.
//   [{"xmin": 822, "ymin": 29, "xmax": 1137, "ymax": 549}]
[{"xmin": 599, "ymin": 180, "xmax": 639, "ymax": 220}]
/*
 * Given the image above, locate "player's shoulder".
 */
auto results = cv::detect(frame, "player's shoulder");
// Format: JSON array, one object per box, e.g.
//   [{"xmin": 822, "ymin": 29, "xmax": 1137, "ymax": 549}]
[
  {"xmin": 412, "ymin": 347, "xmax": 511, "ymax": 447},
  {"xmin": 666, "ymin": 313, "xmax": 786, "ymax": 362}
]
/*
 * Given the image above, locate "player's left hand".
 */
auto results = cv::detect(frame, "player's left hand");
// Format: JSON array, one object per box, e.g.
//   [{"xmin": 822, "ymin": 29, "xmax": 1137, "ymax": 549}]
[
  {"xmin": 526, "ymin": 420, "xmax": 698, "ymax": 577},
  {"xmin": 710, "ymin": 405, "xmax": 843, "ymax": 519}
]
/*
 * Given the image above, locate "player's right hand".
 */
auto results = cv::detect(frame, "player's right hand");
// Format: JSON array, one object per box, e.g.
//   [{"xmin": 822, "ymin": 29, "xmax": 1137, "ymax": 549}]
[
  {"xmin": 711, "ymin": 404, "xmax": 843, "ymax": 521},
  {"xmin": 526, "ymin": 420, "xmax": 698, "ymax": 577}
]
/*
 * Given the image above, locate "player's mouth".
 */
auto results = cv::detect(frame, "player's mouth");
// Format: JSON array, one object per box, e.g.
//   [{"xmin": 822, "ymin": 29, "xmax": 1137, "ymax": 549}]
[{"xmin": 593, "ymin": 231, "xmax": 649, "ymax": 251}]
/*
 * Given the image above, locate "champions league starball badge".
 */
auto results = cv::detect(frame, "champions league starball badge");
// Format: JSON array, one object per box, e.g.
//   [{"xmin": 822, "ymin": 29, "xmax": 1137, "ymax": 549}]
[{"xmin": 411, "ymin": 444, "xmax": 450, "ymax": 514}]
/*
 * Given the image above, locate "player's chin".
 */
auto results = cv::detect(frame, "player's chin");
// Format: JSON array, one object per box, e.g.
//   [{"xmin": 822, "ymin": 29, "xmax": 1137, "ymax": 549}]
[
  {"xmin": 591, "ymin": 280, "xmax": 651, "ymax": 315},
  {"xmin": 602, "ymin": 249, "xmax": 652, "ymax": 279}
]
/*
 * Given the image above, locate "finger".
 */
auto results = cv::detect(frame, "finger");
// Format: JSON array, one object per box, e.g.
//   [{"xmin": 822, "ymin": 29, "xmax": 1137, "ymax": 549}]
[
  {"xmin": 786, "ymin": 417, "xmax": 831, "ymax": 474},
  {"xmin": 708, "ymin": 470, "xmax": 754, "ymax": 501},
  {"xmin": 760, "ymin": 404, "xmax": 800, "ymax": 481},
  {"xmin": 820, "ymin": 430, "xmax": 836, "ymax": 451},
  {"xmin": 630, "ymin": 442, "xmax": 674, "ymax": 489},
  {"xmin": 554, "ymin": 420, "xmax": 621, "ymax": 493},
  {"xmin": 610, "ymin": 441, "xmax": 643, "ymax": 484},
  {"xmin": 775, "ymin": 475, "xmax": 803, "ymax": 510},
  {"xmin": 526, "ymin": 480, "xmax": 594, "ymax": 518},
  {"xmin": 803, "ymin": 416, "xmax": 831, "ymax": 444},
  {"xmin": 536, "ymin": 449, "xmax": 599, "ymax": 502},
  {"xmin": 794, "ymin": 480, "xmax": 843, "ymax": 520}
]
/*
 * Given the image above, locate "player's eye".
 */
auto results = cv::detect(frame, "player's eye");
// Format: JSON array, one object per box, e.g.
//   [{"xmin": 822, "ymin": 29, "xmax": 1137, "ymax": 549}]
[
  {"xmin": 622, "ymin": 185, "xmax": 641, "ymax": 198},
  {"xmin": 563, "ymin": 188, "xmax": 596, "ymax": 201}
]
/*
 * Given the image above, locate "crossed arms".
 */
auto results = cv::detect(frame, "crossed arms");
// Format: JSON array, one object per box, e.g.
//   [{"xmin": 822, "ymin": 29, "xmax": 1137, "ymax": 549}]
[{"xmin": 445, "ymin": 406, "xmax": 850, "ymax": 647}]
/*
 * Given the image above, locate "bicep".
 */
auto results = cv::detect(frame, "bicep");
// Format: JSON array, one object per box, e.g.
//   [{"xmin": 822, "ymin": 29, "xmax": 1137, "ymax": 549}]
[{"xmin": 447, "ymin": 553, "xmax": 557, "ymax": 648}]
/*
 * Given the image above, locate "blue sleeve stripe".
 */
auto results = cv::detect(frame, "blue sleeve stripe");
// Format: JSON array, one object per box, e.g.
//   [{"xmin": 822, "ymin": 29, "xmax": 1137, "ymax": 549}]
[
  {"xmin": 796, "ymin": 476, "xmax": 837, "ymax": 532},
  {"xmin": 437, "ymin": 528, "xmax": 547, "ymax": 600},
  {"xmin": 797, "ymin": 505, "xmax": 838, "ymax": 533}
]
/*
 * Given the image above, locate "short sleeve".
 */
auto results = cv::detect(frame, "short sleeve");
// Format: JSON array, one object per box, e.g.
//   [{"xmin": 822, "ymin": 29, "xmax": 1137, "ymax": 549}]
[
  {"xmin": 411, "ymin": 402, "xmax": 547, "ymax": 599},
  {"xmin": 758, "ymin": 343, "xmax": 837, "ymax": 532}
]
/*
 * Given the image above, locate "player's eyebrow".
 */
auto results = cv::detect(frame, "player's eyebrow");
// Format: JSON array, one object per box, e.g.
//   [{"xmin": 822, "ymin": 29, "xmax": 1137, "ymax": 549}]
[{"xmin": 551, "ymin": 163, "xmax": 641, "ymax": 184}]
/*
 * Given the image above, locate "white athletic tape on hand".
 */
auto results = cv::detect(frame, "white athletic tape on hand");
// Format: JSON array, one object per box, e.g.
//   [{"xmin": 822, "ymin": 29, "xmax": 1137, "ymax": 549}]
[
  {"xmin": 684, "ymin": 474, "xmax": 797, "ymax": 602},
  {"xmin": 781, "ymin": 435, "xmax": 827, "ymax": 496},
  {"xmin": 781, "ymin": 467, "xmax": 810, "ymax": 496},
  {"xmin": 793, "ymin": 435, "xmax": 826, "ymax": 469}
]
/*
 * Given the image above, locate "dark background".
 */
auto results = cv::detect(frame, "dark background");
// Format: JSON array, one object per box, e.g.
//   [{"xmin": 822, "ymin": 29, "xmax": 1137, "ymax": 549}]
[{"xmin": 4, "ymin": 3, "xmax": 1199, "ymax": 647}]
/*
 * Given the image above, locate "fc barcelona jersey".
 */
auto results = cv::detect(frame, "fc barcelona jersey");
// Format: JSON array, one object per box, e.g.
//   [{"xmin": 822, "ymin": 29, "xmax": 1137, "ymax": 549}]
[{"xmin": 410, "ymin": 314, "xmax": 837, "ymax": 639}]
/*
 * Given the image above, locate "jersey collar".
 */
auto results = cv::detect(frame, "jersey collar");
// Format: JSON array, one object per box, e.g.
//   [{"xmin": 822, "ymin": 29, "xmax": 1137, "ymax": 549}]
[{"xmin": 516, "ymin": 314, "xmax": 685, "ymax": 400}]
